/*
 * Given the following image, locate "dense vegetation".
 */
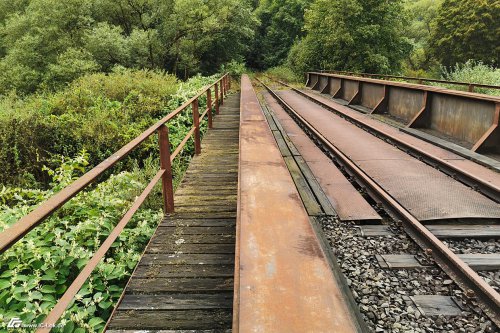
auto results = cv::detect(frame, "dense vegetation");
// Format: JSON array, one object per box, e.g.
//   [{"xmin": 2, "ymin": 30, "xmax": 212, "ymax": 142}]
[{"xmin": 0, "ymin": 0, "xmax": 499, "ymax": 331}]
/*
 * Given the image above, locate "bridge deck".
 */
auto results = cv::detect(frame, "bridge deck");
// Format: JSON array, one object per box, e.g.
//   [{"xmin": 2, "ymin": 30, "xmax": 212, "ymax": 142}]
[{"xmin": 105, "ymin": 94, "xmax": 240, "ymax": 332}]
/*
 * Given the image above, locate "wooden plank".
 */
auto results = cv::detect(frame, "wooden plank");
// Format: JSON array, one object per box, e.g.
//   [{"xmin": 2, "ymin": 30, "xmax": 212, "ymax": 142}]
[
  {"xmin": 378, "ymin": 254, "xmax": 500, "ymax": 271},
  {"xmin": 160, "ymin": 219, "xmax": 235, "ymax": 227},
  {"xmin": 139, "ymin": 253, "xmax": 235, "ymax": 265},
  {"xmin": 156, "ymin": 226, "xmax": 235, "ymax": 235},
  {"xmin": 294, "ymin": 156, "xmax": 336, "ymax": 216},
  {"xmin": 358, "ymin": 225, "xmax": 393, "ymax": 237},
  {"xmin": 134, "ymin": 264, "xmax": 234, "ymax": 278},
  {"xmin": 108, "ymin": 309, "xmax": 232, "ymax": 330},
  {"xmin": 272, "ymin": 130, "xmax": 292, "ymax": 157},
  {"xmin": 118, "ymin": 293, "xmax": 233, "ymax": 310},
  {"xmin": 150, "ymin": 233, "xmax": 235, "ymax": 244},
  {"xmin": 283, "ymin": 156, "xmax": 323, "ymax": 216},
  {"xmin": 146, "ymin": 243, "xmax": 235, "ymax": 254},
  {"xmin": 126, "ymin": 277, "xmax": 234, "ymax": 294},
  {"xmin": 426, "ymin": 224, "xmax": 500, "ymax": 239},
  {"xmin": 411, "ymin": 295, "xmax": 462, "ymax": 316}
]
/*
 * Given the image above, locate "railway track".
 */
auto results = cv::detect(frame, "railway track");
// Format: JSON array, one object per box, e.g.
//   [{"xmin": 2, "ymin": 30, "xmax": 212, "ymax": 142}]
[{"xmin": 256, "ymin": 78, "xmax": 500, "ymax": 330}]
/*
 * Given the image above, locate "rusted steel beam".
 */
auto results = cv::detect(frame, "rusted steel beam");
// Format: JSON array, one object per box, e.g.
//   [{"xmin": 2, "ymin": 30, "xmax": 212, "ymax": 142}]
[
  {"xmin": 235, "ymin": 75, "xmax": 362, "ymax": 333},
  {"xmin": 308, "ymin": 72, "xmax": 500, "ymax": 153},
  {"xmin": 37, "ymin": 169, "xmax": 165, "ymax": 333},
  {"xmin": 159, "ymin": 125, "xmax": 174, "ymax": 213},
  {"xmin": 321, "ymin": 70, "xmax": 500, "ymax": 91},
  {"xmin": 473, "ymin": 103, "xmax": 500, "ymax": 152}
]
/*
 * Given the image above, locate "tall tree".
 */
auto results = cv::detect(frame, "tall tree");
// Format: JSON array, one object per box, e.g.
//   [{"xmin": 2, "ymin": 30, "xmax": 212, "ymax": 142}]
[
  {"xmin": 249, "ymin": 0, "xmax": 309, "ymax": 69},
  {"xmin": 287, "ymin": 0, "xmax": 411, "ymax": 74},
  {"xmin": 430, "ymin": 0, "xmax": 500, "ymax": 67}
]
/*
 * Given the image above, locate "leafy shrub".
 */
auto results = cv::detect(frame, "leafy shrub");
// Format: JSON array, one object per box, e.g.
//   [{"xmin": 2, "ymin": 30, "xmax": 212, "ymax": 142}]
[
  {"xmin": 0, "ymin": 152, "xmax": 162, "ymax": 332},
  {"xmin": 438, "ymin": 60, "xmax": 500, "ymax": 96},
  {"xmin": 221, "ymin": 60, "xmax": 248, "ymax": 81},
  {"xmin": 265, "ymin": 66, "xmax": 303, "ymax": 84},
  {"xmin": 0, "ymin": 68, "xmax": 179, "ymax": 187}
]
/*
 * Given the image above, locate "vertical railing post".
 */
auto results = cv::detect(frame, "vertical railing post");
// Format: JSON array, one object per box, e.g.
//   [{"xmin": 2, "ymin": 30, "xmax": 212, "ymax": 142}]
[
  {"xmin": 207, "ymin": 88, "xmax": 213, "ymax": 129},
  {"xmin": 192, "ymin": 98, "xmax": 201, "ymax": 155},
  {"xmin": 159, "ymin": 125, "xmax": 174, "ymax": 213},
  {"xmin": 468, "ymin": 84, "xmax": 475, "ymax": 93},
  {"xmin": 220, "ymin": 80, "xmax": 224, "ymax": 104},
  {"xmin": 214, "ymin": 83, "xmax": 220, "ymax": 115},
  {"xmin": 228, "ymin": 75, "xmax": 231, "ymax": 90}
]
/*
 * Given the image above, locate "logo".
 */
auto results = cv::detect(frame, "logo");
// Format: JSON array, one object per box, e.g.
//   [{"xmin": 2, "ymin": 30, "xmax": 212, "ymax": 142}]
[{"xmin": 7, "ymin": 317, "xmax": 23, "ymax": 328}]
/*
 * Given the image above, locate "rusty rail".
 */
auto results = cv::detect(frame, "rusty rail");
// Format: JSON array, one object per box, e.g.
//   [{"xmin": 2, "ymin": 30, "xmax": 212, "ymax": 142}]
[
  {"xmin": 260, "ymin": 80, "xmax": 500, "ymax": 327},
  {"xmin": 0, "ymin": 74, "xmax": 230, "ymax": 332},
  {"xmin": 319, "ymin": 70, "xmax": 500, "ymax": 93}
]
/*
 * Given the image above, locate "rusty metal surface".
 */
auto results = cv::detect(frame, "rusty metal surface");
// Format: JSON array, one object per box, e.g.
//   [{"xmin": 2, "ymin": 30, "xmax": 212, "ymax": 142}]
[
  {"xmin": 318, "ymin": 70, "xmax": 500, "ymax": 93},
  {"xmin": 263, "ymin": 92, "xmax": 381, "ymax": 221},
  {"xmin": 292, "ymin": 87, "xmax": 500, "ymax": 201},
  {"xmin": 277, "ymin": 90, "xmax": 500, "ymax": 222},
  {"xmin": 307, "ymin": 72, "xmax": 500, "ymax": 156},
  {"xmin": 266, "ymin": 83, "xmax": 500, "ymax": 326},
  {"xmin": 235, "ymin": 75, "xmax": 359, "ymax": 332}
]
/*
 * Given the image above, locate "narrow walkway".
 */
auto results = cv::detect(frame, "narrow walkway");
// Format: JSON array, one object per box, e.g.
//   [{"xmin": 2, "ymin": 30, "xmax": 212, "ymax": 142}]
[{"xmin": 106, "ymin": 93, "xmax": 240, "ymax": 332}]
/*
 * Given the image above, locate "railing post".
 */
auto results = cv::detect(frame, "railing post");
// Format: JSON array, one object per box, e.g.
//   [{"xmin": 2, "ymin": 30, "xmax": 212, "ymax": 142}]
[
  {"xmin": 207, "ymin": 88, "xmax": 213, "ymax": 129},
  {"xmin": 159, "ymin": 125, "xmax": 174, "ymax": 213},
  {"xmin": 192, "ymin": 98, "xmax": 201, "ymax": 155},
  {"xmin": 220, "ymin": 80, "xmax": 224, "ymax": 104},
  {"xmin": 468, "ymin": 84, "xmax": 475, "ymax": 93},
  {"xmin": 214, "ymin": 84, "xmax": 220, "ymax": 115},
  {"xmin": 228, "ymin": 75, "xmax": 231, "ymax": 90}
]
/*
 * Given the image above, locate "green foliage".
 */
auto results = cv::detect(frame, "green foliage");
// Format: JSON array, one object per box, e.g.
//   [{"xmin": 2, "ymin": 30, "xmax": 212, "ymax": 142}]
[
  {"xmin": 221, "ymin": 60, "xmax": 249, "ymax": 80},
  {"xmin": 0, "ymin": 152, "xmax": 163, "ymax": 332},
  {"xmin": 0, "ymin": 0, "xmax": 257, "ymax": 94},
  {"xmin": 249, "ymin": 0, "xmax": 309, "ymax": 69},
  {"xmin": 265, "ymin": 66, "xmax": 302, "ymax": 83},
  {"xmin": 0, "ymin": 69, "xmax": 226, "ymax": 187},
  {"xmin": 287, "ymin": 0, "xmax": 411, "ymax": 75},
  {"xmin": 438, "ymin": 61, "xmax": 500, "ymax": 96},
  {"xmin": 430, "ymin": 0, "xmax": 500, "ymax": 67},
  {"xmin": 403, "ymin": 0, "xmax": 443, "ymax": 73}
]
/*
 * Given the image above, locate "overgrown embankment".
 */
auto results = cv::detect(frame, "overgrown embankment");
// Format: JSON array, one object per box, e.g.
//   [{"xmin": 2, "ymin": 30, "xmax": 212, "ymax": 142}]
[{"xmin": 0, "ymin": 69, "xmax": 222, "ymax": 332}]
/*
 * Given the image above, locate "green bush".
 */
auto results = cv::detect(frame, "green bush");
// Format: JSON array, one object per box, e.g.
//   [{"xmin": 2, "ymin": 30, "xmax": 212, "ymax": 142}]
[
  {"xmin": 265, "ymin": 66, "xmax": 303, "ymax": 84},
  {"xmin": 438, "ymin": 60, "xmax": 500, "ymax": 96},
  {"xmin": 0, "ymin": 152, "xmax": 162, "ymax": 332},
  {"xmin": 221, "ymin": 60, "xmax": 248, "ymax": 81},
  {"xmin": 0, "ymin": 68, "xmax": 179, "ymax": 187}
]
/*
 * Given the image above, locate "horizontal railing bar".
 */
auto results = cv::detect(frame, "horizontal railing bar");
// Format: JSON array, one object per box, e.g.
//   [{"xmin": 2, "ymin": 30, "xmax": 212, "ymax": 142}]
[
  {"xmin": 37, "ymin": 169, "xmax": 165, "ymax": 333},
  {"xmin": 0, "ymin": 74, "xmax": 228, "ymax": 254},
  {"xmin": 320, "ymin": 70, "xmax": 500, "ymax": 90},
  {"xmin": 170, "ymin": 127, "xmax": 196, "ymax": 162}
]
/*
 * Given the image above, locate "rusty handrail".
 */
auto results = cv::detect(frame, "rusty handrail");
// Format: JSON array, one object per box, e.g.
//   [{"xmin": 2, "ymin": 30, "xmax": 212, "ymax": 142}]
[
  {"xmin": 319, "ymin": 70, "xmax": 500, "ymax": 93},
  {"xmin": 0, "ymin": 74, "xmax": 230, "ymax": 331}
]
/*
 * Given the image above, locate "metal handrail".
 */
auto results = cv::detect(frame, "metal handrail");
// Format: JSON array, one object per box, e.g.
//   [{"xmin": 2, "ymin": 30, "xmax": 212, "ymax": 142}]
[
  {"xmin": 0, "ymin": 73, "xmax": 231, "ymax": 332},
  {"xmin": 319, "ymin": 70, "xmax": 500, "ymax": 93}
]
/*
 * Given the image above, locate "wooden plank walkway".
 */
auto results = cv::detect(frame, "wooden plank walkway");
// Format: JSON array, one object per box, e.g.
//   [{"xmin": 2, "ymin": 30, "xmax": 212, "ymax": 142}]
[{"xmin": 106, "ymin": 93, "xmax": 240, "ymax": 332}]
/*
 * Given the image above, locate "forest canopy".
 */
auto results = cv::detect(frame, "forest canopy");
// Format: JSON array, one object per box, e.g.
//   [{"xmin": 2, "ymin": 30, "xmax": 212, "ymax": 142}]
[{"xmin": 0, "ymin": 0, "xmax": 498, "ymax": 95}]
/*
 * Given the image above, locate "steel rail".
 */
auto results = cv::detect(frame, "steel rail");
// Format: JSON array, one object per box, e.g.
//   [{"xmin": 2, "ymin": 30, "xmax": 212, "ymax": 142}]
[
  {"xmin": 319, "ymin": 70, "xmax": 500, "ymax": 92},
  {"xmin": 277, "ymin": 81, "xmax": 500, "ymax": 203},
  {"xmin": 0, "ymin": 74, "xmax": 229, "ymax": 254},
  {"xmin": 259, "ymin": 79, "xmax": 500, "ymax": 327}
]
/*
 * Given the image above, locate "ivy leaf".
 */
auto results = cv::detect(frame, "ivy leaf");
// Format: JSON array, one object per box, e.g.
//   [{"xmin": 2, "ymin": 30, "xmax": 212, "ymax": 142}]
[
  {"xmin": 88, "ymin": 317, "xmax": 105, "ymax": 327},
  {"xmin": 63, "ymin": 321, "xmax": 75, "ymax": 333},
  {"xmin": 40, "ymin": 285, "xmax": 56, "ymax": 293}
]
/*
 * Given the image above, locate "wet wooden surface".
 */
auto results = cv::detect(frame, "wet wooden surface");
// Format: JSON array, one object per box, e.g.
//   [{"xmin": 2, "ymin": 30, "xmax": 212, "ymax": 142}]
[{"xmin": 105, "ymin": 93, "xmax": 240, "ymax": 332}]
